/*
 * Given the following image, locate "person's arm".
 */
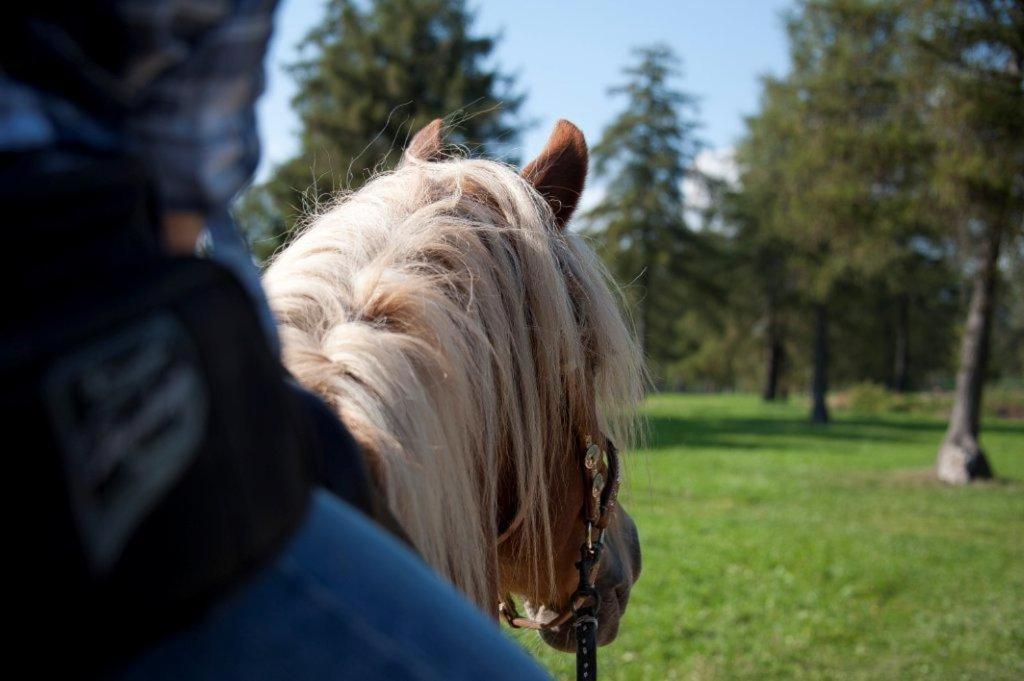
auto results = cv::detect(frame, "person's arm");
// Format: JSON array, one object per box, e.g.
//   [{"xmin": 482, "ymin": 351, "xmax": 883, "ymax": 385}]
[
  {"xmin": 115, "ymin": 0, "xmax": 280, "ymax": 345},
  {"xmin": 120, "ymin": 0, "xmax": 280, "ymax": 251}
]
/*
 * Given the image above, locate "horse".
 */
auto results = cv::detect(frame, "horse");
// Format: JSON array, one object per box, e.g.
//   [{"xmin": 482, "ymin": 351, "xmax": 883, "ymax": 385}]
[{"xmin": 263, "ymin": 118, "xmax": 644, "ymax": 653}]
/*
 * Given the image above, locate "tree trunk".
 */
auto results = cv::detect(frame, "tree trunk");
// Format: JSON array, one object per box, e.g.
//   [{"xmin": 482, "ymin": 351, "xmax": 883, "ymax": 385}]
[
  {"xmin": 762, "ymin": 303, "xmax": 784, "ymax": 401},
  {"xmin": 810, "ymin": 302, "xmax": 829, "ymax": 424},
  {"xmin": 892, "ymin": 293, "xmax": 910, "ymax": 393},
  {"xmin": 936, "ymin": 224, "xmax": 1003, "ymax": 484}
]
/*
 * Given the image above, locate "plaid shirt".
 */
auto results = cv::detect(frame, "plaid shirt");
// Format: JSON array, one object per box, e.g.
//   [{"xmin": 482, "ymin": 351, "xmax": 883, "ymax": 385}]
[
  {"xmin": 0, "ymin": 0, "xmax": 279, "ymax": 215},
  {"xmin": 2, "ymin": 0, "xmax": 282, "ymax": 348}
]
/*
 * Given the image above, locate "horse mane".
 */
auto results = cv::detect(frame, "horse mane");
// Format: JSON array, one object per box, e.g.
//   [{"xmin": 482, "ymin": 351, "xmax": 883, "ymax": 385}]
[{"xmin": 263, "ymin": 153, "xmax": 643, "ymax": 610}]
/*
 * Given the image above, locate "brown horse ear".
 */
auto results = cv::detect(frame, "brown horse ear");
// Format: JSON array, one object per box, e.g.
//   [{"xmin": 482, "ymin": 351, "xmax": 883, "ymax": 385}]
[
  {"xmin": 521, "ymin": 119, "xmax": 588, "ymax": 229},
  {"xmin": 404, "ymin": 118, "xmax": 446, "ymax": 163}
]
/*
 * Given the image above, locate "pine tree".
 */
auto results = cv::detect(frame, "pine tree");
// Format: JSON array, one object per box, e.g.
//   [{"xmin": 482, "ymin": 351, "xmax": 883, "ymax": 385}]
[
  {"xmin": 583, "ymin": 44, "xmax": 705, "ymax": 382},
  {"xmin": 237, "ymin": 0, "xmax": 524, "ymax": 259},
  {"xmin": 909, "ymin": 0, "xmax": 1024, "ymax": 483}
]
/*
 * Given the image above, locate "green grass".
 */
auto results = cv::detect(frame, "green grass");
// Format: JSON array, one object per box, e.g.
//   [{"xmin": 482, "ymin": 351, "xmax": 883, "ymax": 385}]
[{"xmin": 516, "ymin": 393, "xmax": 1024, "ymax": 680}]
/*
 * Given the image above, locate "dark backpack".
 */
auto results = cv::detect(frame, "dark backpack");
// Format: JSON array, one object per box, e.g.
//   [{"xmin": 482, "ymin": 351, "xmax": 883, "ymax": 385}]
[{"xmin": 2, "ymin": 150, "xmax": 383, "ymax": 673}]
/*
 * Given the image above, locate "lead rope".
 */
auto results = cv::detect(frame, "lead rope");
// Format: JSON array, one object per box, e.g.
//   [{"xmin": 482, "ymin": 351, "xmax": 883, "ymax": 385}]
[
  {"xmin": 575, "ymin": 440, "xmax": 609, "ymax": 681},
  {"xmin": 573, "ymin": 523, "xmax": 603, "ymax": 681}
]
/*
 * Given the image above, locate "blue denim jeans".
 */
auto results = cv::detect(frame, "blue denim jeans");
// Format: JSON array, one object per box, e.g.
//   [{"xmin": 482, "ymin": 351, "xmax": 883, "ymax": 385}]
[{"xmin": 110, "ymin": 490, "xmax": 550, "ymax": 680}]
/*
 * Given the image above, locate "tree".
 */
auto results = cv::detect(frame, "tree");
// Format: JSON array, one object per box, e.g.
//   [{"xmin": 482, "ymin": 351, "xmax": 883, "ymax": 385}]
[
  {"xmin": 736, "ymin": 71, "xmax": 840, "ymax": 420},
  {"xmin": 237, "ymin": 0, "xmax": 525, "ymax": 259},
  {"xmin": 716, "ymin": 170, "xmax": 796, "ymax": 402},
  {"xmin": 737, "ymin": 0, "xmax": 938, "ymax": 423},
  {"xmin": 583, "ymin": 44, "xmax": 706, "ymax": 382},
  {"xmin": 910, "ymin": 0, "xmax": 1024, "ymax": 483}
]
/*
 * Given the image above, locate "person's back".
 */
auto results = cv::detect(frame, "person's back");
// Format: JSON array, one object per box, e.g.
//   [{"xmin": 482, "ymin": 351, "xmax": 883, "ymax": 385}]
[{"xmin": 2, "ymin": 4, "xmax": 548, "ymax": 678}]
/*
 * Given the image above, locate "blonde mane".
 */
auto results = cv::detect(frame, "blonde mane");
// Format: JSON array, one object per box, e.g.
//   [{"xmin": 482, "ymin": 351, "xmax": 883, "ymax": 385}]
[{"xmin": 263, "ymin": 153, "xmax": 643, "ymax": 610}]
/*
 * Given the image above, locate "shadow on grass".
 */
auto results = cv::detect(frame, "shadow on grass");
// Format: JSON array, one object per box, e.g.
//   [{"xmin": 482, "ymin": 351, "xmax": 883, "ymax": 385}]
[
  {"xmin": 884, "ymin": 467, "xmax": 1022, "ymax": 488},
  {"xmin": 645, "ymin": 412, "xmax": 1024, "ymax": 454},
  {"xmin": 645, "ymin": 415, "xmax": 910, "ymax": 452},
  {"xmin": 840, "ymin": 417, "xmax": 1023, "ymax": 435}
]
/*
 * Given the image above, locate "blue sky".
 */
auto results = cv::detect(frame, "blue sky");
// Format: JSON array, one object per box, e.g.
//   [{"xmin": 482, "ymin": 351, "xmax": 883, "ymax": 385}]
[{"xmin": 256, "ymin": 0, "xmax": 794, "ymax": 181}]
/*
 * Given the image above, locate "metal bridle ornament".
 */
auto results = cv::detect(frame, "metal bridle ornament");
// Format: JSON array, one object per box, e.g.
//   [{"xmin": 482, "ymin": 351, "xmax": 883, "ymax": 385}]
[{"xmin": 499, "ymin": 438, "xmax": 621, "ymax": 681}]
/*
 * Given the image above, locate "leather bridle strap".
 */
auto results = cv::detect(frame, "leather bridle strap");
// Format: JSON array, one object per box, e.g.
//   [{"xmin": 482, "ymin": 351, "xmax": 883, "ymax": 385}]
[{"xmin": 499, "ymin": 438, "xmax": 620, "ymax": 681}]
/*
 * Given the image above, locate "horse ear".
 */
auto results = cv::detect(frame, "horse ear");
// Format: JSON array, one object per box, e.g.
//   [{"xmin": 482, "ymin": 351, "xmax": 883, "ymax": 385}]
[
  {"xmin": 521, "ymin": 119, "xmax": 588, "ymax": 229},
  {"xmin": 404, "ymin": 118, "xmax": 446, "ymax": 163}
]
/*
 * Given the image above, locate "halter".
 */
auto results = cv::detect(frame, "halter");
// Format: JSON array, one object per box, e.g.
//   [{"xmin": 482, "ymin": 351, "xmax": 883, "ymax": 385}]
[{"xmin": 499, "ymin": 437, "xmax": 620, "ymax": 681}]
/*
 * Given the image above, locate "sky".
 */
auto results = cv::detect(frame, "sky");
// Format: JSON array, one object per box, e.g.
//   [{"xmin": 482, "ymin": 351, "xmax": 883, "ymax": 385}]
[{"xmin": 255, "ymin": 0, "xmax": 795, "ymax": 184}]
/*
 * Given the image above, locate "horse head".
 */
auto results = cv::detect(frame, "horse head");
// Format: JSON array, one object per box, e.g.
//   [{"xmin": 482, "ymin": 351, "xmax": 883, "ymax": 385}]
[{"xmin": 266, "ymin": 117, "xmax": 645, "ymax": 654}]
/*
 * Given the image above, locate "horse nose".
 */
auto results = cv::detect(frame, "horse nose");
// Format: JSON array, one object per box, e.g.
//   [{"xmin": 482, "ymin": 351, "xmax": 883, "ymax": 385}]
[
  {"xmin": 624, "ymin": 512, "xmax": 642, "ymax": 583},
  {"xmin": 612, "ymin": 507, "xmax": 642, "ymax": 584}
]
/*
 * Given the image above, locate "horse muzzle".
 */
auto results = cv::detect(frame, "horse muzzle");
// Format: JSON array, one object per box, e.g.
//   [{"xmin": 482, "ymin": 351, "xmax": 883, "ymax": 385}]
[{"xmin": 539, "ymin": 508, "xmax": 642, "ymax": 652}]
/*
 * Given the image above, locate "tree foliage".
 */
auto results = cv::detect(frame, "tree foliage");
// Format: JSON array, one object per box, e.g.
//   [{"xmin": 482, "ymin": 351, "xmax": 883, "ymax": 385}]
[
  {"xmin": 583, "ymin": 45, "xmax": 708, "ymax": 382},
  {"xmin": 237, "ymin": 0, "xmax": 525, "ymax": 259}
]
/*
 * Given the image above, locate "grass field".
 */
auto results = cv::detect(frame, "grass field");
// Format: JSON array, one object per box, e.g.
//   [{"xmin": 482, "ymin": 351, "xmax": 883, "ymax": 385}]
[{"xmin": 516, "ymin": 393, "xmax": 1024, "ymax": 680}]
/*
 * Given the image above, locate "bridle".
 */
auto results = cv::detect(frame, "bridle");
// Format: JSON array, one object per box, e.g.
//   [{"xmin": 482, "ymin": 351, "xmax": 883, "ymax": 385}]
[{"xmin": 499, "ymin": 437, "xmax": 621, "ymax": 681}]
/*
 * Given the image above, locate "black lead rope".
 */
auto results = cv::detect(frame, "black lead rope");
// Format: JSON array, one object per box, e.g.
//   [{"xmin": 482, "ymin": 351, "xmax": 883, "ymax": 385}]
[
  {"xmin": 574, "ymin": 613, "xmax": 598, "ymax": 681},
  {"xmin": 573, "ymin": 537, "xmax": 603, "ymax": 681}
]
